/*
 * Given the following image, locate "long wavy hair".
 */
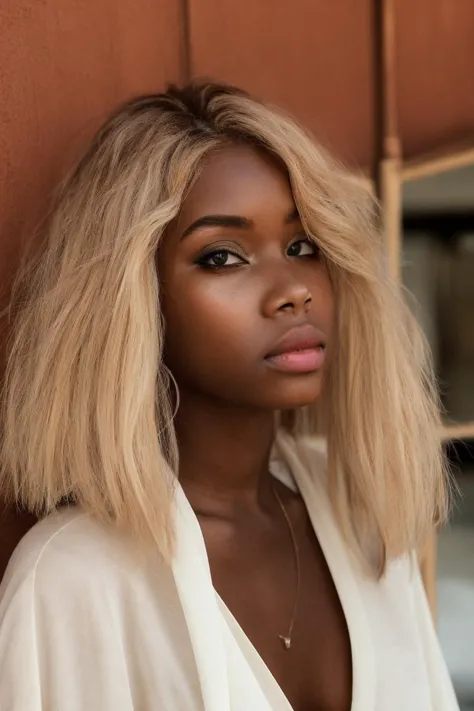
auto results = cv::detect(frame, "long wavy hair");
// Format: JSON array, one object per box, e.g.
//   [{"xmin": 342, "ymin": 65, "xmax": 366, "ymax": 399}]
[{"xmin": 0, "ymin": 82, "xmax": 449, "ymax": 571}]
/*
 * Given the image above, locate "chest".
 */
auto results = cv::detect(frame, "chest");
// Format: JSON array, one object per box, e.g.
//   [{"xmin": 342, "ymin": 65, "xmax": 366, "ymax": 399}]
[{"xmin": 201, "ymin": 511, "xmax": 352, "ymax": 711}]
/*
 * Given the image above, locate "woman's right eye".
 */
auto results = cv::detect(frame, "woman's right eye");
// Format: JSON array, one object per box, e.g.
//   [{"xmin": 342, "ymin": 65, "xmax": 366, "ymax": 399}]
[{"xmin": 196, "ymin": 249, "xmax": 245, "ymax": 269}]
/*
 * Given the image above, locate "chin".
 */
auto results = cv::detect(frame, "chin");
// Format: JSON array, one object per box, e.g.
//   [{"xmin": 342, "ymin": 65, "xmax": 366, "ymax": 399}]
[{"xmin": 262, "ymin": 377, "xmax": 323, "ymax": 411}]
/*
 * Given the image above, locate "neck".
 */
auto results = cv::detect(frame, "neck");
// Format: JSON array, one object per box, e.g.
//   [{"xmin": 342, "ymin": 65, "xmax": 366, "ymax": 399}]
[{"xmin": 175, "ymin": 391, "xmax": 277, "ymax": 516}]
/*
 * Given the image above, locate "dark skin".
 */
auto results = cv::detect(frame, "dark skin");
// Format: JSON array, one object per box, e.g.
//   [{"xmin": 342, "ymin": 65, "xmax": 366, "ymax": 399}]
[{"xmin": 158, "ymin": 144, "xmax": 352, "ymax": 711}]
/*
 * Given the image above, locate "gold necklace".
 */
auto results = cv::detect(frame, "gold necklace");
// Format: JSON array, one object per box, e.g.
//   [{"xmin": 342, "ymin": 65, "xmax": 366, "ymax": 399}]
[{"xmin": 271, "ymin": 483, "xmax": 301, "ymax": 650}]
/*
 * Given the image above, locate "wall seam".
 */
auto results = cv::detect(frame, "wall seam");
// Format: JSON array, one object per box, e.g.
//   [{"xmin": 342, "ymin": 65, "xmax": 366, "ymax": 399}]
[{"xmin": 179, "ymin": 0, "xmax": 192, "ymax": 83}]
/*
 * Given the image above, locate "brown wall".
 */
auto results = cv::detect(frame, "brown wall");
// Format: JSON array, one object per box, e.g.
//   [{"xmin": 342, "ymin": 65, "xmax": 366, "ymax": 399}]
[
  {"xmin": 188, "ymin": 0, "xmax": 376, "ymax": 169},
  {"xmin": 0, "ymin": 0, "xmax": 182, "ymax": 310},
  {"xmin": 395, "ymin": 0, "xmax": 474, "ymax": 159}
]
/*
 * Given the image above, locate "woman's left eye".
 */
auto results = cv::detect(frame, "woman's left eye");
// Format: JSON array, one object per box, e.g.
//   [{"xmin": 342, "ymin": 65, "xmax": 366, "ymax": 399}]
[{"xmin": 287, "ymin": 238, "xmax": 318, "ymax": 258}]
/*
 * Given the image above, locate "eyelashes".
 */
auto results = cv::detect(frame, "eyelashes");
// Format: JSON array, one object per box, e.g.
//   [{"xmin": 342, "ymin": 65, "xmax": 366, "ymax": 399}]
[
  {"xmin": 195, "ymin": 238, "xmax": 319, "ymax": 271},
  {"xmin": 196, "ymin": 248, "xmax": 246, "ymax": 269},
  {"xmin": 287, "ymin": 239, "xmax": 319, "ymax": 258}
]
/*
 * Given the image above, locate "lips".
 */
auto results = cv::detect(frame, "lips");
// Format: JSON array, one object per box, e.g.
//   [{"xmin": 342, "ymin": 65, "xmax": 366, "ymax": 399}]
[
  {"xmin": 264, "ymin": 324, "xmax": 327, "ymax": 373},
  {"xmin": 266, "ymin": 324, "xmax": 325, "ymax": 357}
]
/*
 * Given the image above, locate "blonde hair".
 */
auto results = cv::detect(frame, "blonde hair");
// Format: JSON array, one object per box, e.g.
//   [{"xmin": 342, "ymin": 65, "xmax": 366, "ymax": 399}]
[{"xmin": 0, "ymin": 83, "xmax": 449, "ymax": 571}]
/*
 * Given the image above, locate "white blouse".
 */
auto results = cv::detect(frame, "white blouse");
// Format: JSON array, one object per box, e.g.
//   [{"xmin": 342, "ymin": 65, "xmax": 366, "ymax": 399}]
[{"xmin": 0, "ymin": 432, "xmax": 459, "ymax": 711}]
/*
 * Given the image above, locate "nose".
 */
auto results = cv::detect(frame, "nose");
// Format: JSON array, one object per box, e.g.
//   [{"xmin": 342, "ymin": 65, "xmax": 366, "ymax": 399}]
[{"xmin": 262, "ymin": 271, "xmax": 312, "ymax": 318}]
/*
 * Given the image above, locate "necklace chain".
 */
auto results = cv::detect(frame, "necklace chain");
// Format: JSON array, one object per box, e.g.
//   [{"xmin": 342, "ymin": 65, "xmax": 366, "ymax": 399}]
[{"xmin": 271, "ymin": 483, "xmax": 301, "ymax": 650}]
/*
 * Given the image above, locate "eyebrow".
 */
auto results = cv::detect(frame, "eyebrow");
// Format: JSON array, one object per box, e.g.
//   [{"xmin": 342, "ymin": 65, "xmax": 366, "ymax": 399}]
[
  {"xmin": 180, "ymin": 207, "xmax": 300, "ymax": 240},
  {"xmin": 181, "ymin": 215, "xmax": 251, "ymax": 239}
]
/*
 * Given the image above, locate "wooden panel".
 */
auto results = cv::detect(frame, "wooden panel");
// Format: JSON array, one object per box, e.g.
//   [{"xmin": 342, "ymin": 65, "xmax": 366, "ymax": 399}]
[
  {"xmin": 188, "ymin": 0, "xmax": 376, "ymax": 169},
  {"xmin": 395, "ymin": 0, "xmax": 474, "ymax": 159},
  {"xmin": 0, "ymin": 0, "xmax": 181, "ymax": 317}
]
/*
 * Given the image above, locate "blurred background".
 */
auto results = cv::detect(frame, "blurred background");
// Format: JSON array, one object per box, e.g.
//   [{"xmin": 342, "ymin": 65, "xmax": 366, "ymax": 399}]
[{"xmin": 0, "ymin": 0, "xmax": 473, "ymax": 705}]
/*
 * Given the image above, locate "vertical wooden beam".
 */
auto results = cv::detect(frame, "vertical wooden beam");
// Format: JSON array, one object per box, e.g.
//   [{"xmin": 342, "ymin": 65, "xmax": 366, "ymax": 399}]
[
  {"xmin": 379, "ymin": 156, "xmax": 402, "ymax": 281},
  {"xmin": 374, "ymin": 0, "xmax": 437, "ymax": 617},
  {"xmin": 376, "ymin": 0, "xmax": 402, "ymax": 281},
  {"xmin": 380, "ymin": 0, "xmax": 400, "ymax": 165}
]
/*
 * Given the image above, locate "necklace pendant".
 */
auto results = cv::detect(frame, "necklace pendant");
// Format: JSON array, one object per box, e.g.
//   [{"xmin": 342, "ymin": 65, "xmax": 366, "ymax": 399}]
[{"xmin": 279, "ymin": 635, "xmax": 292, "ymax": 650}]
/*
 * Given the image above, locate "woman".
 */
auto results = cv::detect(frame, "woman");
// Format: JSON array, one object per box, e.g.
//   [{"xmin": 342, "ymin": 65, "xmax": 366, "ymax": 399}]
[{"xmin": 0, "ymin": 83, "xmax": 458, "ymax": 710}]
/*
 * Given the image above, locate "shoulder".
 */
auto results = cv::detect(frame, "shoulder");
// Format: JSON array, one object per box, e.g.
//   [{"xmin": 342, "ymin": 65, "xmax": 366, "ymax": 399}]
[
  {"xmin": 0, "ymin": 508, "xmax": 146, "ymax": 609},
  {"xmin": 0, "ymin": 512, "xmax": 196, "ymax": 710}
]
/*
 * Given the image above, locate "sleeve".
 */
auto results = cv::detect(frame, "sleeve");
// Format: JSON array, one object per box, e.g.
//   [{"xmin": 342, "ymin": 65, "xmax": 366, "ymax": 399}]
[
  {"xmin": 411, "ymin": 562, "xmax": 461, "ymax": 711},
  {"xmin": 0, "ymin": 568, "xmax": 42, "ymax": 711},
  {"xmin": 0, "ymin": 544, "xmax": 134, "ymax": 711}
]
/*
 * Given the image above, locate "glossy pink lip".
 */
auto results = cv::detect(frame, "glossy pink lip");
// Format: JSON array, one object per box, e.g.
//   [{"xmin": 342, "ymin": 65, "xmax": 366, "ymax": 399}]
[{"xmin": 264, "ymin": 325, "xmax": 327, "ymax": 373}]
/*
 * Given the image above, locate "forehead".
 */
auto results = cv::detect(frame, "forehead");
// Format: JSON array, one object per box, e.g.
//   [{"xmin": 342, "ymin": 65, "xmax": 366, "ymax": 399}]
[{"xmin": 177, "ymin": 143, "xmax": 295, "ymax": 225}]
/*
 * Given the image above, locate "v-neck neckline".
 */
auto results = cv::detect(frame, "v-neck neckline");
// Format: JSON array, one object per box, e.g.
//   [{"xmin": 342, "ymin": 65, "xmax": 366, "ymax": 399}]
[
  {"xmin": 173, "ymin": 431, "xmax": 376, "ymax": 711},
  {"xmin": 271, "ymin": 433, "xmax": 376, "ymax": 711}
]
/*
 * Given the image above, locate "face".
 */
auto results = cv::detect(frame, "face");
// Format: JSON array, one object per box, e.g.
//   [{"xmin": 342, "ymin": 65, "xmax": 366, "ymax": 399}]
[{"xmin": 158, "ymin": 143, "xmax": 333, "ymax": 412}]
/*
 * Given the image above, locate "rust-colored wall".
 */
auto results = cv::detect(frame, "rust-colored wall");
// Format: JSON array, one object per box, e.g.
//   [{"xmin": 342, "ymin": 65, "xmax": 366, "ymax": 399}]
[
  {"xmin": 395, "ymin": 0, "xmax": 474, "ymax": 158},
  {"xmin": 188, "ymin": 0, "xmax": 376, "ymax": 169},
  {"xmin": 0, "ymin": 0, "xmax": 182, "ymax": 575},
  {"xmin": 0, "ymin": 0, "xmax": 182, "ymax": 312}
]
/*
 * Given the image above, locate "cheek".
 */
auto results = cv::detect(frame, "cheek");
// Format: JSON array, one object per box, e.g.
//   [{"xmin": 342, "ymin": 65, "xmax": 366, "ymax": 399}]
[
  {"xmin": 306, "ymin": 265, "xmax": 334, "ymax": 336},
  {"xmin": 162, "ymin": 278, "xmax": 254, "ymax": 377},
  {"xmin": 321, "ymin": 279, "xmax": 334, "ymax": 336}
]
